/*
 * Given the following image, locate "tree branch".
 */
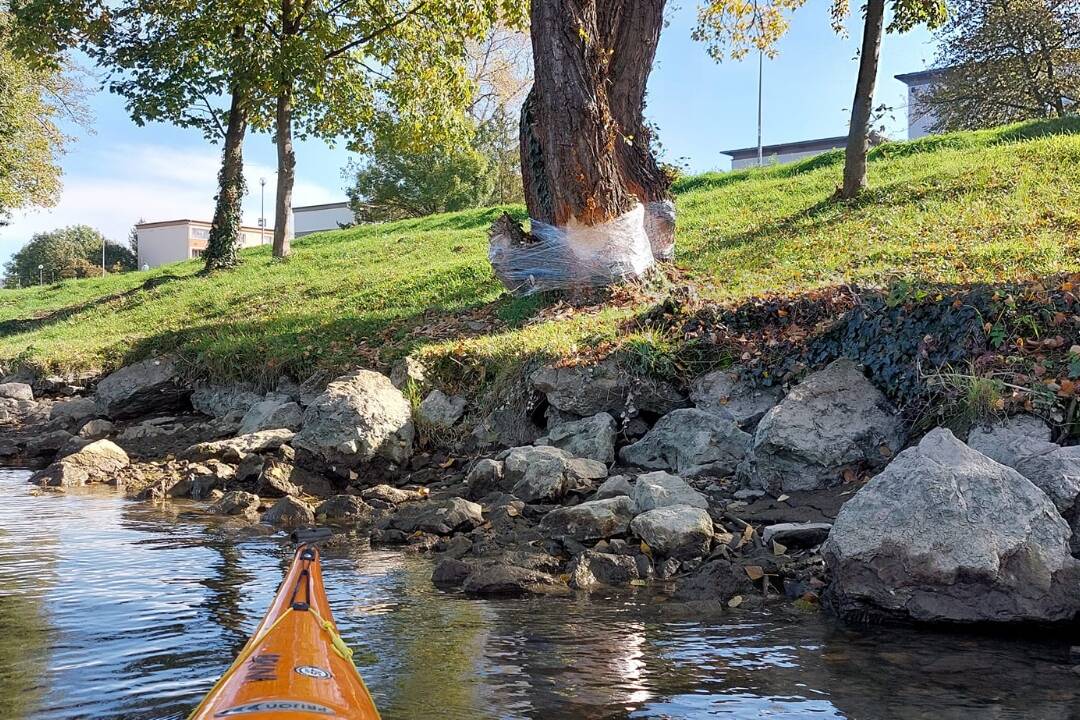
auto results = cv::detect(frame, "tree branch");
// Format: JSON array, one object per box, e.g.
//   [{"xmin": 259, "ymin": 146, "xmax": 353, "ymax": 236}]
[{"xmin": 324, "ymin": 1, "xmax": 429, "ymax": 60}]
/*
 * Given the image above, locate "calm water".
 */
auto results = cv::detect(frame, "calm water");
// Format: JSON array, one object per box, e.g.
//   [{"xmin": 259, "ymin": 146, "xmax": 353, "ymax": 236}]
[{"xmin": 1, "ymin": 468, "xmax": 1079, "ymax": 720}]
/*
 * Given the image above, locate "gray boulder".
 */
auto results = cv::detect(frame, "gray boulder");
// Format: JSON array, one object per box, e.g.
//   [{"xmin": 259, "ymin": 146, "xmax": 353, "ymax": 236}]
[
  {"xmin": 631, "ymin": 471, "xmax": 708, "ymax": 513},
  {"xmin": 239, "ymin": 397, "xmax": 304, "ymax": 435},
  {"xmin": 382, "ymin": 497, "xmax": 483, "ymax": 535},
  {"xmin": 0, "ymin": 382, "xmax": 33, "ymax": 401},
  {"xmin": 673, "ymin": 559, "xmax": 755, "ymax": 602},
  {"xmin": 262, "ymin": 495, "xmax": 316, "ymax": 526},
  {"xmin": 503, "ymin": 445, "xmax": 607, "ymax": 503},
  {"xmin": 539, "ymin": 496, "xmax": 636, "ymax": 541},
  {"xmin": 316, "ymin": 495, "xmax": 375, "ymax": 523},
  {"xmin": 1013, "ymin": 445, "xmax": 1080, "ymax": 517},
  {"xmin": 49, "ymin": 396, "xmax": 99, "ymax": 428},
  {"xmin": 389, "ymin": 356, "xmax": 427, "ymax": 389},
  {"xmin": 257, "ymin": 459, "xmax": 335, "ymax": 499},
  {"xmin": 465, "ymin": 458, "xmax": 504, "ymax": 499},
  {"xmin": 294, "ymin": 370, "xmax": 414, "ymax": 466},
  {"xmin": 531, "ymin": 359, "xmax": 687, "ymax": 419},
  {"xmin": 631, "ymin": 505, "xmax": 714, "ymax": 559},
  {"xmin": 0, "ymin": 397, "xmax": 45, "ymax": 425},
  {"xmin": 690, "ymin": 366, "xmax": 782, "ymax": 427},
  {"xmin": 824, "ymin": 428, "xmax": 1080, "ymax": 624},
  {"xmin": 968, "ymin": 414, "xmax": 1052, "ymax": 467},
  {"xmin": 620, "ymin": 408, "xmax": 750, "ymax": 477},
  {"xmin": 30, "ymin": 439, "xmax": 130, "ymax": 487},
  {"xmin": 417, "ymin": 389, "xmax": 467, "ymax": 428},
  {"xmin": 739, "ymin": 359, "xmax": 906, "ymax": 494},
  {"xmin": 190, "ymin": 384, "xmax": 263, "ymax": 419},
  {"xmin": 461, "ymin": 564, "xmax": 563, "ymax": 597},
  {"xmin": 361, "ymin": 484, "xmax": 426, "ymax": 505},
  {"xmin": 182, "ymin": 429, "xmax": 294, "ymax": 462},
  {"xmin": 95, "ymin": 356, "xmax": 189, "ymax": 419},
  {"xmin": 536, "ymin": 412, "xmax": 617, "ymax": 464},
  {"xmin": 210, "ymin": 490, "xmax": 261, "ymax": 519},
  {"xmin": 77, "ymin": 419, "xmax": 114, "ymax": 440},
  {"xmin": 567, "ymin": 551, "xmax": 640, "ymax": 589},
  {"xmin": 594, "ymin": 474, "xmax": 634, "ymax": 501}
]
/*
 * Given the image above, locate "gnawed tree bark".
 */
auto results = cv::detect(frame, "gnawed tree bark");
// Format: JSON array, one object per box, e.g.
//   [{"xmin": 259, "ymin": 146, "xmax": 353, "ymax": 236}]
[{"xmin": 491, "ymin": 0, "xmax": 673, "ymax": 295}]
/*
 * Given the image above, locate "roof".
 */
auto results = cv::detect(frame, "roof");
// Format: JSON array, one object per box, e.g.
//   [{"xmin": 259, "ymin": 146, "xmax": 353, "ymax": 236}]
[
  {"xmin": 720, "ymin": 135, "xmax": 848, "ymax": 159},
  {"xmin": 135, "ymin": 219, "xmax": 270, "ymax": 233},
  {"xmin": 895, "ymin": 68, "xmax": 948, "ymax": 85},
  {"xmin": 292, "ymin": 201, "xmax": 350, "ymax": 212}
]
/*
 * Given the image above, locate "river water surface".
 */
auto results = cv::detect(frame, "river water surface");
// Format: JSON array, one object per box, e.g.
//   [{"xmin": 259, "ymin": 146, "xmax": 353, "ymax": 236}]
[{"xmin": 2, "ymin": 468, "xmax": 1079, "ymax": 719}]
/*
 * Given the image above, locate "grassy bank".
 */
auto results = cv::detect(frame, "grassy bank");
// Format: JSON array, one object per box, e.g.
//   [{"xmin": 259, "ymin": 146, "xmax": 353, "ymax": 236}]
[{"xmin": 1, "ymin": 117, "xmax": 1078, "ymax": 396}]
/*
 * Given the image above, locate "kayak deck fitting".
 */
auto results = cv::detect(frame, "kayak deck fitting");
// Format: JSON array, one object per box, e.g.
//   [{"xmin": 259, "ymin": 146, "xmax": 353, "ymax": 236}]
[{"xmin": 189, "ymin": 530, "xmax": 381, "ymax": 719}]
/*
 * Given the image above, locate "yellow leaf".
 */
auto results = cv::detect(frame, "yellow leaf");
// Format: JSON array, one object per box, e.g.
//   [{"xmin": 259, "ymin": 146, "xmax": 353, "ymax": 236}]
[{"xmin": 745, "ymin": 565, "xmax": 765, "ymax": 581}]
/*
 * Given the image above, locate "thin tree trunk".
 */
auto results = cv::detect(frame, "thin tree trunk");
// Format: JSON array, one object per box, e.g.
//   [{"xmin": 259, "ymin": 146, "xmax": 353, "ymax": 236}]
[
  {"xmin": 204, "ymin": 87, "xmax": 248, "ymax": 271},
  {"xmin": 841, "ymin": 0, "xmax": 885, "ymax": 199},
  {"xmin": 273, "ymin": 81, "xmax": 294, "ymax": 258}
]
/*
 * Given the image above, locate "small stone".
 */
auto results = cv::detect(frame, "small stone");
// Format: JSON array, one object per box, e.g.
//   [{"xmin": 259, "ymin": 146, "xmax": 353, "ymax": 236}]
[{"xmin": 417, "ymin": 389, "xmax": 467, "ymax": 428}]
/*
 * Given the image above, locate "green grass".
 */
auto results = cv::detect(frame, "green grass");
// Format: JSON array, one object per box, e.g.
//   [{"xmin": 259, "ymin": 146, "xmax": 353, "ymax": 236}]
[{"xmin": 2, "ymin": 117, "xmax": 1079, "ymax": 392}]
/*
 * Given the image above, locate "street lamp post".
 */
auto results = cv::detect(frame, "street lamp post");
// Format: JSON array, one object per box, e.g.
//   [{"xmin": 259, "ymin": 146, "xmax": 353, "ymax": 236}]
[
  {"xmin": 102, "ymin": 238, "xmax": 107, "ymax": 276},
  {"xmin": 757, "ymin": 48, "xmax": 764, "ymax": 167},
  {"xmin": 260, "ymin": 177, "xmax": 267, "ymax": 245},
  {"xmin": 38, "ymin": 264, "xmax": 43, "ymax": 285}
]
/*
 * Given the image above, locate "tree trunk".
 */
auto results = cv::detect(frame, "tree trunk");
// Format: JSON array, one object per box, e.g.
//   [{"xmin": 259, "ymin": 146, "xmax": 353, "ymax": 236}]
[
  {"xmin": 203, "ymin": 88, "xmax": 248, "ymax": 271},
  {"xmin": 272, "ymin": 82, "xmax": 295, "ymax": 258},
  {"xmin": 517, "ymin": 0, "xmax": 671, "ymax": 244},
  {"xmin": 841, "ymin": 0, "xmax": 885, "ymax": 200}
]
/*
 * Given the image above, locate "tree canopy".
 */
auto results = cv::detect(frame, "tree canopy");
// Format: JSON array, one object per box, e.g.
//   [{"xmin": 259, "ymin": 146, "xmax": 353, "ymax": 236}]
[{"xmin": 3, "ymin": 225, "xmax": 135, "ymax": 286}]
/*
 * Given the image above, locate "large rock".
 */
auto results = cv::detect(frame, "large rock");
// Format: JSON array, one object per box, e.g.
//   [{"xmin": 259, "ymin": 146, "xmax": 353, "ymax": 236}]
[
  {"xmin": 594, "ymin": 475, "xmax": 634, "ymax": 501},
  {"xmin": 465, "ymin": 458, "xmax": 504, "ymax": 499},
  {"xmin": 49, "ymin": 396, "xmax": 99, "ymax": 428},
  {"xmin": 535, "ymin": 412, "xmax": 617, "ymax": 464},
  {"xmin": 1013, "ymin": 445, "xmax": 1080, "ymax": 519},
  {"xmin": 539, "ymin": 496, "xmax": 636, "ymax": 541},
  {"xmin": 262, "ymin": 496, "xmax": 316, "ymax": 527},
  {"xmin": 294, "ymin": 370, "xmax": 414, "ymax": 466},
  {"xmin": 690, "ymin": 366, "xmax": 782, "ymax": 427},
  {"xmin": 95, "ymin": 356, "xmax": 190, "ymax": 419},
  {"xmin": 531, "ymin": 359, "xmax": 687, "ymax": 419},
  {"xmin": 182, "ymin": 429, "xmax": 295, "ymax": 462},
  {"xmin": 673, "ymin": 558, "xmax": 755, "ymax": 602},
  {"xmin": 210, "ymin": 490, "xmax": 261, "ymax": 519},
  {"xmin": 190, "ymin": 384, "xmax": 264, "ymax": 419},
  {"xmin": 382, "ymin": 497, "xmax": 483, "ymax": 535},
  {"xmin": 361, "ymin": 484, "xmax": 426, "ymax": 505},
  {"xmin": 461, "ymin": 564, "xmax": 562, "ymax": 597},
  {"xmin": 630, "ymin": 505, "xmax": 714, "ymax": 559},
  {"xmin": 620, "ymin": 408, "xmax": 750, "ymax": 477},
  {"xmin": 824, "ymin": 429, "xmax": 1080, "ymax": 624},
  {"xmin": 239, "ymin": 397, "xmax": 304, "ymax": 435},
  {"xmin": 0, "ymin": 397, "xmax": 44, "ymax": 425},
  {"xmin": 567, "ymin": 551, "xmax": 640, "ymax": 589},
  {"xmin": 739, "ymin": 359, "xmax": 906, "ymax": 494},
  {"xmin": 30, "ymin": 439, "xmax": 130, "ymax": 487},
  {"xmin": 257, "ymin": 459, "xmax": 335, "ymax": 499},
  {"xmin": 968, "ymin": 414, "xmax": 1052, "ymax": 467},
  {"xmin": 0, "ymin": 382, "xmax": 33, "ymax": 401},
  {"xmin": 631, "ymin": 471, "xmax": 708, "ymax": 513},
  {"xmin": 316, "ymin": 495, "xmax": 375, "ymax": 523},
  {"xmin": 417, "ymin": 389, "xmax": 467, "ymax": 428},
  {"xmin": 503, "ymin": 445, "xmax": 607, "ymax": 503}
]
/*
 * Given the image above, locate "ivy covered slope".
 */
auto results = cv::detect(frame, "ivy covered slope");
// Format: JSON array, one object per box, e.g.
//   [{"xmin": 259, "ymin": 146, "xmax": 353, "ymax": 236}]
[{"xmin": 1, "ymin": 117, "xmax": 1078, "ymax": 400}]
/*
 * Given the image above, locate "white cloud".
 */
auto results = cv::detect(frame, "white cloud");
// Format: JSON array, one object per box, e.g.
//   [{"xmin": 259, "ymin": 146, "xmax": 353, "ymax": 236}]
[{"xmin": 0, "ymin": 140, "xmax": 344, "ymax": 262}]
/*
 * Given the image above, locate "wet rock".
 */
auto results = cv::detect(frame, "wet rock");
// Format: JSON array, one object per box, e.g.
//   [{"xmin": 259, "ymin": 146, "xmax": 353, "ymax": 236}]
[
  {"xmin": 239, "ymin": 398, "xmax": 304, "ymax": 435},
  {"xmin": 824, "ymin": 428, "xmax": 1080, "ymax": 624},
  {"xmin": 594, "ymin": 475, "xmax": 634, "ymax": 501},
  {"xmin": 190, "ymin": 384, "xmax": 263, "ymax": 419},
  {"xmin": 262, "ymin": 495, "xmax": 316, "ymax": 527},
  {"xmin": 182, "ymin": 429, "xmax": 295, "ymax": 462},
  {"xmin": 257, "ymin": 459, "xmax": 335, "ymax": 499},
  {"xmin": 461, "ymin": 564, "xmax": 563, "ymax": 597},
  {"xmin": 294, "ymin": 370, "xmax": 414, "ymax": 466},
  {"xmin": 567, "ymin": 551, "xmax": 640, "ymax": 589},
  {"xmin": 762, "ymin": 523, "xmax": 832, "ymax": 549},
  {"xmin": 539, "ymin": 496, "xmax": 636, "ymax": 541},
  {"xmin": 673, "ymin": 559, "xmax": 755, "ymax": 602},
  {"xmin": 690, "ymin": 366, "xmax": 783, "ymax": 427},
  {"xmin": 361, "ymin": 484, "xmax": 426, "ymax": 505},
  {"xmin": 30, "ymin": 439, "xmax": 130, "ymax": 487},
  {"xmin": 431, "ymin": 558, "xmax": 472, "ymax": 589},
  {"xmin": 417, "ymin": 389, "xmax": 467, "ymax": 428},
  {"xmin": 465, "ymin": 458, "xmax": 505, "ymax": 499},
  {"xmin": 620, "ymin": 408, "xmax": 751, "ymax": 477},
  {"xmin": 77, "ymin": 418, "xmax": 114, "ymax": 439},
  {"xmin": 631, "ymin": 505, "xmax": 714, "ymax": 559},
  {"xmin": 316, "ymin": 495, "xmax": 375, "ymax": 523},
  {"xmin": 739, "ymin": 359, "xmax": 906, "ymax": 494},
  {"xmin": 968, "ymin": 414, "xmax": 1052, "ymax": 467},
  {"xmin": 531, "ymin": 359, "xmax": 687, "ymax": 419},
  {"xmin": 631, "ymin": 471, "xmax": 708, "ymax": 513},
  {"xmin": 535, "ymin": 412, "xmax": 617, "ymax": 464},
  {"xmin": 210, "ymin": 490, "xmax": 261, "ymax": 518},
  {"xmin": 95, "ymin": 356, "xmax": 190, "ymax": 420},
  {"xmin": 382, "ymin": 497, "xmax": 483, "ymax": 535},
  {"xmin": 0, "ymin": 382, "xmax": 33, "ymax": 401},
  {"xmin": 48, "ymin": 397, "xmax": 99, "ymax": 429},
  {"xmin": 503, "ymin": 445, "xmax": 607, "ymax": 503}
]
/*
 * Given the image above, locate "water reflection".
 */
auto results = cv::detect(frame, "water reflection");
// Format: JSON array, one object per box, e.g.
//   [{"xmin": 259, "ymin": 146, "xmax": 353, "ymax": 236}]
[{"xmin": 0, "ymin": 468, "xmax": 1077, "ymax": 720}]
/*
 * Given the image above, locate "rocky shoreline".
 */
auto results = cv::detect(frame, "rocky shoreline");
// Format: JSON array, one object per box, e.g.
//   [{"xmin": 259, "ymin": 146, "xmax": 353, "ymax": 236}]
[{"xmin": 3, "ymin": 352, "xmax": 1080, "ymax": 627}]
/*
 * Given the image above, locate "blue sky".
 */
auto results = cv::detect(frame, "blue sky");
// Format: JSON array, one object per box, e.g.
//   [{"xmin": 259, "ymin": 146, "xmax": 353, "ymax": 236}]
[{"xmin": 0, "ymin": 0, "xmax": 938, "ymax": 264}]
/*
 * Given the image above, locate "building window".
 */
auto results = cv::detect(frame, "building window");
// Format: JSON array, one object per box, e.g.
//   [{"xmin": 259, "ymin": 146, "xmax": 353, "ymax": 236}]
[
  {"xmin": 191, "ymin": 227, "xmax": 210, "ymax": 240},
  {"xmin": 191, "ymin": 249, "xmax": 203, "ymax": 258}
]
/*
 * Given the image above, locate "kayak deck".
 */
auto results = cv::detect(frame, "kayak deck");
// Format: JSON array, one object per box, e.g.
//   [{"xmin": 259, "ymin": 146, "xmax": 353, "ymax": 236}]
[{"xmin": 188, "ymin": 543, "xmax": 380, "ymax": 720}]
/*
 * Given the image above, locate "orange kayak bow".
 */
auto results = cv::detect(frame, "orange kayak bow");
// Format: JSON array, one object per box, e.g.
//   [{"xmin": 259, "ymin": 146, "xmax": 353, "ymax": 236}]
[{"xmin": 189, "ymin": 530, "xmax": 381, "ymax": 720}]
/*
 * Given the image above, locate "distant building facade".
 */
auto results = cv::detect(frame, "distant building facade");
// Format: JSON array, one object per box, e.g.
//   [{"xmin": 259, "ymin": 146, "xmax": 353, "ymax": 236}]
[
  {"xmin": 895, "ymin": 68, "xmax": 946, "ymax": 139},
  {"xmin": 136, "ymin": 220, "xmax": 271, "ymax": 269},
  {"xmin": 292, "ymin": 202, "xmax": 353, "ymax": 238},
  {"xmin": 721, "ymin": 136, "xmax": 848, "ymax": 170}
]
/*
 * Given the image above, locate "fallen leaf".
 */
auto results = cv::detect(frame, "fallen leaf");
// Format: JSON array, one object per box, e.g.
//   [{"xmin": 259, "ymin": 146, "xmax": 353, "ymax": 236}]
[
  {"xmin": 640, "ymin": 541, "xmax": 653, "ymax": 556},
  {"xmin": 745, "ymin": 565, "xmax": 765, "ymax": 581},
  {"xmin": 736, "ymin": 524, "xmax": 754, "ymax": 549},
  {"xmin": 772, "ymin": 541, "xmax": 787, "ymax": 556},
  {"xmin": 439, "ymin": 457, "xmax": 455, "ymax": 469}
]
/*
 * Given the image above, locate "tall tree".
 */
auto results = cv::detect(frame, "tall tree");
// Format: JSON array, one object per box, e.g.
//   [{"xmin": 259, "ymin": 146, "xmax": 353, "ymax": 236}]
[{"xmin": 923, "ymin": 0, "xmax": 1080, "ymax": 131}]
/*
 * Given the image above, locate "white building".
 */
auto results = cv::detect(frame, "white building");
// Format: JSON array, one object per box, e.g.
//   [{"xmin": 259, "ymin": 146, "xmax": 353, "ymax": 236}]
[
  {"xmin": 721, "ymin": 136, "xmax": 848, "ymax": 170},
  {"xmin": 292, "ymin": 201, "xmax": 353, "ymax": 238},
  {"xmin": 136, "ymin": 220, "xmax": 272, "ymax": 269},
  {"xmin": 895, "ymin": 68, "xmax": 945, "ymax": 139}
]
